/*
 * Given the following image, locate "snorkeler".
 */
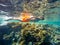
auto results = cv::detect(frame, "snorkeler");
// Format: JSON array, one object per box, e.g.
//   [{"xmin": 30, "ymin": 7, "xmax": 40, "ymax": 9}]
[{"xmin": 5, "ymin": 11, "xmax": 44, "ymax": 22}]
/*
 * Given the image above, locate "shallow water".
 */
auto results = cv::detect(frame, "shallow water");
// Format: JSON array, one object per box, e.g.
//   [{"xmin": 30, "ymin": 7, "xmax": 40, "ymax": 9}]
[
  {"xmin": 0, "ymin": 7, "xmax": 60, "ymax": 26},
  {"xmin": 0, "ymin": 0, "xmax": 60, "ymax": 45}
]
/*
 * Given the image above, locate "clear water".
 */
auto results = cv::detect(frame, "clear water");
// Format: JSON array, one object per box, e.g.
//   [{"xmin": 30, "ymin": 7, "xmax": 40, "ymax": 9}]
[{"xmin": 0, "ymin": 3, "xmax": 60, "ymax": 26}]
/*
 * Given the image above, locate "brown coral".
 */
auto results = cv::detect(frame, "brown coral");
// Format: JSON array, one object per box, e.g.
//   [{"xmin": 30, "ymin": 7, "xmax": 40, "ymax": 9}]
[
  {"xmin": 13, "ymin": 23, "xmax": 50, "ymax": 45},
  {"xmin": 4, "ymin": 22, "xmax": 58, "ymax": 45}
]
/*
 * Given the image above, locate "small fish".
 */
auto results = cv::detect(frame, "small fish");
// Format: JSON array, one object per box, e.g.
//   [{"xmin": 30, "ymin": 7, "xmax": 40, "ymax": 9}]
[
  {"xmin": 14, "ymin": 12, "xmax": 34, "ymax": 22},
  {"xmin": 20, "ymin": 12, "xmax": 34, "ymax": 22}
]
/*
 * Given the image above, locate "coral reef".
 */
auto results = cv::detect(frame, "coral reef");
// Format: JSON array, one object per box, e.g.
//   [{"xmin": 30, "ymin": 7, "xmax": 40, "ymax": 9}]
[
  {"xmin": 0, "ymin": 0, "xmax": 60, "ymax": 45},
  {"xmin": 0, "ymin": 22, "xmax": 60, "ymax": 45},
  {"xmin": 2, "ymin": 0, "xmax": 59, "ymax": 17}
]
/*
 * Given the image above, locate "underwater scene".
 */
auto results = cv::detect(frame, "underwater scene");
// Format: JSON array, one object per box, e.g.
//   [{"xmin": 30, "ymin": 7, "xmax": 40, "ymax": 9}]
[{"xmin": 0, "ymin": 0, "xmax": 60, "ymax": 45}]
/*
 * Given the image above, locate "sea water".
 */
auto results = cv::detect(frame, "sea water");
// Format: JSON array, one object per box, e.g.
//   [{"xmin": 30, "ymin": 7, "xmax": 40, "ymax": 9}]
[{"xmin": 0, "ymin": 8, "xmax": 60, "ymax": 26}]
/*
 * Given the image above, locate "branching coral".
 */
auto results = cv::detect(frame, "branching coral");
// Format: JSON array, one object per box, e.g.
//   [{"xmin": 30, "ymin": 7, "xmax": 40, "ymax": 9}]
[
  {"xmin": 22, "ymin": 0, "xmax": 59, "ymax": 16},
  {"xmin": 19, "ymin": 23, "xmax": 51, "ymax": 45},
  {"xmin": 9, "ymin": 0, "xmax": 60, "ymax": 20},
  {"xmin": 2, "ymin": 22, "xmax": 60, "ymax": 45}
]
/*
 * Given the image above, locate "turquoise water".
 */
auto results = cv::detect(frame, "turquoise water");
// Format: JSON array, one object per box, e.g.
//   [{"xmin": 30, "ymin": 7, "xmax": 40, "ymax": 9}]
[
  {"xmin": 45, "ymin": 8, "xmax": 60, "ymax": 21},
  {"xmin": 0, "ymin": 7, "xmax": 60, "ymax": 26}
]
